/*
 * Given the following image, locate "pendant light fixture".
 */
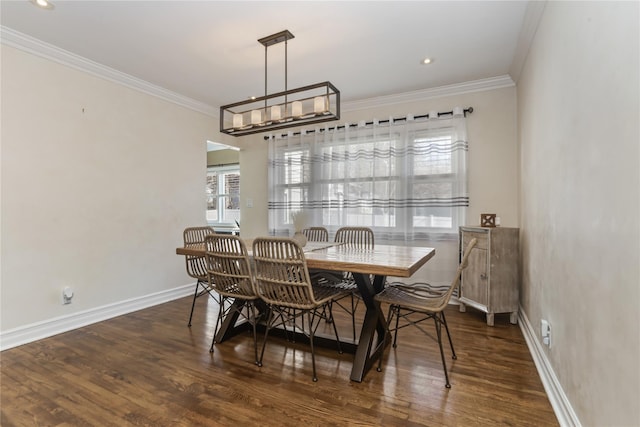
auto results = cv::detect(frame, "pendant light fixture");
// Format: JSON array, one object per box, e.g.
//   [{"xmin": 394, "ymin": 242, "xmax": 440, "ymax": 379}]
[{"xmin": 220, "ymin": 30, "xmax": 340, "ymax": 136}]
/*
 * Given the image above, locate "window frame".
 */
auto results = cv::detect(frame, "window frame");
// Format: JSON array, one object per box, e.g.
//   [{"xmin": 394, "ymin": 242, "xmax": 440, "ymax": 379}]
[
  {"xmin": 276, "ymin": 125, "xmax": 468, "ymax": 236},
  {"xmin": 206, "ymin": 164, "xmax": 240, "ymax": 226}
]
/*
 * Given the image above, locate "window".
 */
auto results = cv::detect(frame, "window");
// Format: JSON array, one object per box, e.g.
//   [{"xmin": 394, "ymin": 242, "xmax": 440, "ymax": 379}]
[
  {"xmin": 268, "ymin": 115, "xmax": 468, "ymax": 241},
  {"xmin": 206, "ymin": 165, "xmax": 240, "ymax": 225}
]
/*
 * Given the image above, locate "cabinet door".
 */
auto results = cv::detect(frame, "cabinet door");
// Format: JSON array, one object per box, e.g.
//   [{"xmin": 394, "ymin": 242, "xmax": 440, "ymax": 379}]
[{"xmin": 462, "ymin": 247, "xmax": 489, "ymax": 307}]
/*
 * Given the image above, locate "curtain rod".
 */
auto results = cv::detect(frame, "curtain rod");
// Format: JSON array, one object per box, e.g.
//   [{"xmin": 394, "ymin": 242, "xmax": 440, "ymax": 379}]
[{"xmin": 263, "ymin": 107, "xmax": 473, "ymax": 140}]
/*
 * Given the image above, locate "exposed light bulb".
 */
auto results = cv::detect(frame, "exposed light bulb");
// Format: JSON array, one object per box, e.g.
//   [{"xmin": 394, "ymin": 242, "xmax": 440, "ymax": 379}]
[
  {"xmin": 422, "ymin": 58, "xmax": 432, "ymax": 65},
  {"xmin": 251, "ymin": 109, "xmax": 262, "ymax": 125},
  {"xmin": 313, "ymin": 96, "xmax": 328, "ymax": 114},
  {"xmin": 291, "ymin": 101, "xmax": 303, "ymax": 117},
  {"xmin": 270, "ymin": 105, "xmax": 281, "ymax": 121},
  {"xmin": 233, "ymin": 114, "xmax": 243, "ymax": 128}
]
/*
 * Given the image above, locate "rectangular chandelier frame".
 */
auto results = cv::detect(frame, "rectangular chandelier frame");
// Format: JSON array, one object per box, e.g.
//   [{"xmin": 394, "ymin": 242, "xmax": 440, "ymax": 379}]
[
  {"xmin": 220, "ymin": 81, "xmax": 340, "ymax": 136},
  {"xmin": 219, "ymin": 30, "xmax": 340, "ymax": 137}
]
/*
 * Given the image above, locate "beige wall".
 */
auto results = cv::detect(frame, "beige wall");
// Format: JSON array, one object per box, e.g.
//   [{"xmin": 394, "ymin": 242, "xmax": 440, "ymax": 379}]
[
  {"xmin": 1, "ymin": 45, "xmax": 217, "ymax": 331},
  {"xmin": 240, "ymin": 86, "xmax": 520, "ymax": 238},
  {"xmin": 239, "ymin": 85, "xmax": 519, "ymax": 285},
  {"xmin": 517, "ymin": 2, "xmax": 639, "ymax": 425}
]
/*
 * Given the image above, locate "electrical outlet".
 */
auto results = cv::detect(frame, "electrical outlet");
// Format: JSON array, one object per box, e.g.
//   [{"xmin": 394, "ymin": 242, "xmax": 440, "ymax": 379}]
[
  {"xmin": 62, "ymin": 286, "xmax": 74, "ymax": 304},
  {"xmin": 541, "ymin": 319, "xmax": 551, "ymax": 346}
]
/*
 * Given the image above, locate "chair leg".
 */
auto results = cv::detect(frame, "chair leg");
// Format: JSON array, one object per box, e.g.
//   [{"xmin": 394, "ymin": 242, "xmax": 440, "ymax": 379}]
[
  {"xmin": 392, "ymin": 305, "xmax": 401, "ymax": 348},
  {"xmin": 248, "ymin": 303, "xmax": 260, "ymax": 365},
  {"xmin": 291, "ymin": 308, "xmax": 297, "ymax": 343},
  {"xmin": 377, "ymin": 304, "xmax": 396, "ymax": 372},
  {"xmin": 322, "ymin": 302, "xmax": 332, "ymax": 324},
  {"xmin": 307, "ymin": 311, "xmax": 318, "ymax": 382},
  {"xmin": 326, "ymin": 303, "xmax": 343, "ymax": 354},
  {"xmin": 258, "ymin": 309, "xmax": 275, "ymax": 368},
  {"xmin": 187, "ymin": 280, "xmax": 204, "ymax": 327},
  {"xmin": 209, "ymin": 295, "xmax": 226, "ymax": 353},
  {"xmin": 350, "ymin": 293, "xmax": 357, "ymax": 341},
  {"xmin": 440, "ymin": 311, "xmax": 457, "ymax": 360},
  {"xmin": 434, "ymin": 316, "xmax": 451, "ymax": 388}
]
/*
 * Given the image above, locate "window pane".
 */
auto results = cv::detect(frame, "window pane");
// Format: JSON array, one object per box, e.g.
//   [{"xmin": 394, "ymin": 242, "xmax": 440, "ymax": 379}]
[
  {"xmin": 225, "ymin": 173, "xmax": 240, "ymax": 208},
  {"xmin": 206, "ymin": 172, "xmax": 218, "ymax": 211},
  {"xmin": 285, "ymin": 151, "xmax": 309, "ymax": 184},
  {"xmin": 206, "ymin": 166, "xmax": 240, "ymax": 224},
  {"xmin": 283, "ymin": 187, "xmax": 308, "ymax": 224},
  {"xmin": 414, "ymin": 135, "xmax": 453, "ymax": 175},
  {"xmin": 269, "ymin": 119, "xmax": 466, "ymax": 237},
  {"xmin": 221, "ymin": 195, "xmax": 240, "ymax": 223},
  {"xmin": 412, "ymin": 181, "xmax": 453, "ymax": 228}
]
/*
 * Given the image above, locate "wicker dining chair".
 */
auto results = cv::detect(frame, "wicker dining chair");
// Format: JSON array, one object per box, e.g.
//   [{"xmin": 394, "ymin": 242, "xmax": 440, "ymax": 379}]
[
  {"xmin": 316, "ymin": 226, "xmax": 375, "ymax": 340},
  {"xmin": 204, "ymin": 234, "xmax": 261, "ymax": 364},
  {"xmin": 374, "ymin": 238, "xmax": 478, "ymax": 388},
  {"xmin": 302, "ymin": 226, "xmax": 329, "ymax": 242},
  {"xmin": 252, "ymin": 237, "xmax": 349, "ymax": 381},
  {"xmin": 183, "ymin": 226, "xmax": 217, "ymax": 326},
  {"xmin": 334, "ymin": 226, "xmax": 375, "ymax": 249},
  {"xmin": 303, "ymin": 225, "xmax": 336, "ymax": 301}
]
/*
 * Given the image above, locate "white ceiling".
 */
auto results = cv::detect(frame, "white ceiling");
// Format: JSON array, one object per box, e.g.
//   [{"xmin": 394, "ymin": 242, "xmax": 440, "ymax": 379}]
[{"xmin": 1, "ymin": 0, "xmax": 531, "ymax": 111}]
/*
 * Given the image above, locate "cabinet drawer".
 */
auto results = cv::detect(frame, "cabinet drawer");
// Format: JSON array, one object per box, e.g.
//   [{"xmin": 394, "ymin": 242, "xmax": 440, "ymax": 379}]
[{"xmin": 462, "ymin": 230, "xmax": 488, "ymax": 250}]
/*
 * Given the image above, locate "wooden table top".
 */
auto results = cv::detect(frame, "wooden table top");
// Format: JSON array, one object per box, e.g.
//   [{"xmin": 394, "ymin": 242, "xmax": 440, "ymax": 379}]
[{"xmin": 176, "ymin": 241, "xmax": 435, "ymax": 278}]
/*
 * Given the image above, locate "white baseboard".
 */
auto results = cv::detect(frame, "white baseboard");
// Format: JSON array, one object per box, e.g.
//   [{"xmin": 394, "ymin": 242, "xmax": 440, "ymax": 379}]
[
  {"xmin": 519, "ymin": 307, "xmax": 581, "ymax": 427},
  {"xmin": 0, "ymin": 284, "xmax": 194, "ymax": 351}
]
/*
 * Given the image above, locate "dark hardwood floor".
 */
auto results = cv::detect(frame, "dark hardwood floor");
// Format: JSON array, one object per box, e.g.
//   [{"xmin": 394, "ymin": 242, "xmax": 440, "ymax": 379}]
[{"xmin": 1, "ymin": 296, "xmax": 558, "ymax": 426}]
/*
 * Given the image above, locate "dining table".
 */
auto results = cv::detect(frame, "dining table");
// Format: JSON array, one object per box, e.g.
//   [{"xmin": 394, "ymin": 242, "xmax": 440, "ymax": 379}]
[{"xmin": 176, "ymin": 239, "xmax": 435, "ymax": 382}]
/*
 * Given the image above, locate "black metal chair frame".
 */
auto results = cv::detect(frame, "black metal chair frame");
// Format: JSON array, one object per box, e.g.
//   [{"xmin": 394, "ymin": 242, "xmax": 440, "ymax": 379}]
[{"xmin": 375, "ymin": 238, "xmax": 477, "ymax": 388}]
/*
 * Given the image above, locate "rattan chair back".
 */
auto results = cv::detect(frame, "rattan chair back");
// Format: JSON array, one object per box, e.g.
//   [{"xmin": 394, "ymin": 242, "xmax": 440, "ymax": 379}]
[
  {"xmin": 334, "ymin": 226, "xmax": 374, "ymax": 249},
  {"xmin": 426, "ymin": 237, "xmax": 477, "ymax": 312},
  {"xmin": 183, "ymin": 226, "xmax": 216, "ymax": 279},
  {"xmin": 377, "ymin": 238, "xmax": 478, "ymax": 313},
  {"xmin": 302, "ymin": 227, "xmax": 329, "ymax": 242},
  {"xmin": 252, "ymin": 237, "xmax": 319, "ymax": 310},
  {"xmin": 204, "ymin": 234, "xmax": 257, "ymax": 299},
  {"xmin": 442, "ymin": 237, "xmax": 477, "ymax": 308}
]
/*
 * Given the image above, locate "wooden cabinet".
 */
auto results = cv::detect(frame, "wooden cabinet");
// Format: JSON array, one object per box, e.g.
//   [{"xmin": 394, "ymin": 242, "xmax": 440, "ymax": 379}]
[{"xmin": 458, "ymin": 226, "xmax": 519, "ymax": 326}]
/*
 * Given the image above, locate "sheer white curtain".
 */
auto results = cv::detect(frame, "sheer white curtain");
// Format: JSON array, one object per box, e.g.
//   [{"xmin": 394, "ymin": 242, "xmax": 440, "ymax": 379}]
[
  {"xmin": 268, "ymin": 109, "xmax": 469, "ymax": 284},
  {"xmin": 268, "ymin": 109, "xmax": 468, "ymax": 236}
]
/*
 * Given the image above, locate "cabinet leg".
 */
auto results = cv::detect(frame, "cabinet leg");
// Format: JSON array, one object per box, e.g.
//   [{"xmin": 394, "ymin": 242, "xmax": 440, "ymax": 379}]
[
  {"xmin": 510, "ymin": 311, "xmax": 518, "ymax": 325},
  {"xmin": 486, "ymin": 313, "xmax": 494, "ymax": 326},
  {"xmin": 459, "ymin": 303, "xmax": 466, "ymax": 313}
]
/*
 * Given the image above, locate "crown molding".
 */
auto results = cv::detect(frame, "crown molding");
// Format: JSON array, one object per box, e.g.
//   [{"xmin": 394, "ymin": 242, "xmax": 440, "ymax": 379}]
[
  {"xmin": 2, "ymin": 26, "xmax": 516, "ymax": 119},
  {"xmin": 342, "ymin": 75, "xmax": 515, "ymax": 112},
  {"xmin": 1, "ymin": 26, "xmax": 217, "ymax": 117}
]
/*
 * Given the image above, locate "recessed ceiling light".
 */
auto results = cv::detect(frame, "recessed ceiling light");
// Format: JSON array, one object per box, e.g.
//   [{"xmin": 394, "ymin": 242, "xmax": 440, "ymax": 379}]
[
  {"xmin": 422, "ymin": 58, "xmax": 433, "ymax": 65},
  {"xmin": 31, "ymin": 0, "xmax": 54, "ymax": 9}
]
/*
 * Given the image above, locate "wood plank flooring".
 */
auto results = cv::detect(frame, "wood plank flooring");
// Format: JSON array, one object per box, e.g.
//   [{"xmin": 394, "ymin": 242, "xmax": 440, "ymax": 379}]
[{"xmin": 1, "ymin": 296, "xmax": 558, "ymax": 426}]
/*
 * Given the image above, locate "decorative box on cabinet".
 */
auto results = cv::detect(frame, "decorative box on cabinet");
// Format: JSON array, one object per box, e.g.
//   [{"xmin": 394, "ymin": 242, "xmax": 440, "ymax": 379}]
[{"xmin": 458, "ymin": 226, "xmax": 519, "ymax": 326}]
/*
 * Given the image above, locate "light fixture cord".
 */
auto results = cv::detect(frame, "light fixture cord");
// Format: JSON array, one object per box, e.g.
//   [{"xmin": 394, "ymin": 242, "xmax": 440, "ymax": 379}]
[{"xmin": 284, "ymin": 38, "xmax": 288, "ymax": 111}]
